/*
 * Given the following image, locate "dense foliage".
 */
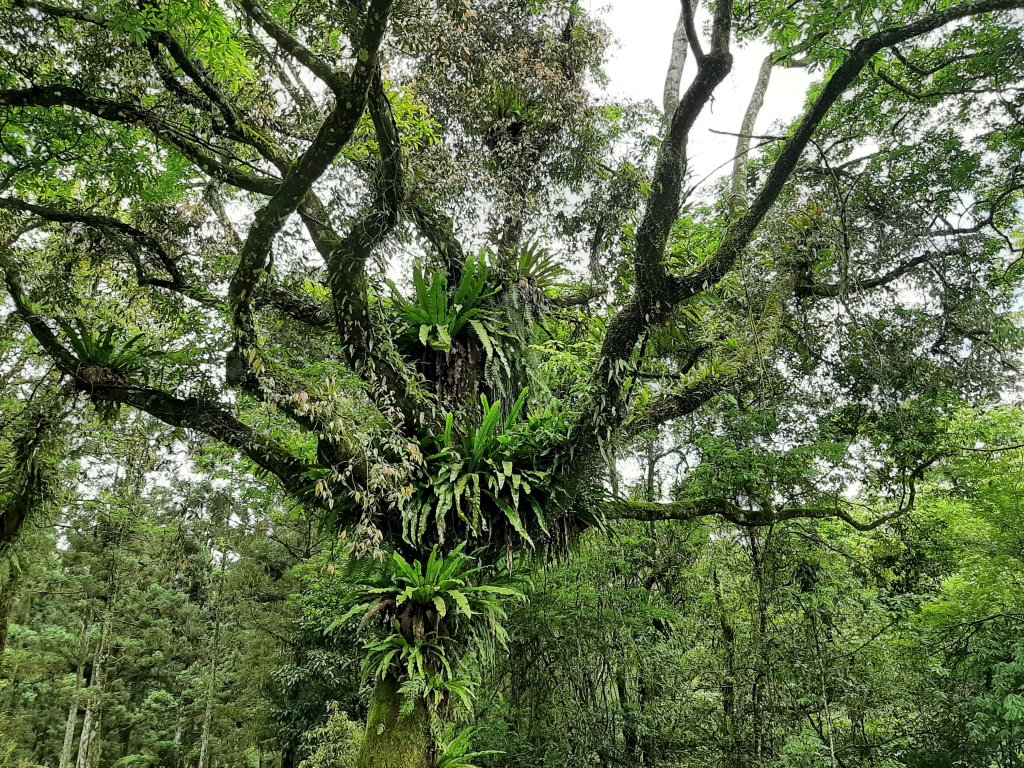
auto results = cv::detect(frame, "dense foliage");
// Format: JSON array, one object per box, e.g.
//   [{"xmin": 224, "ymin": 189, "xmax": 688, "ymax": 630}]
[
  {"xmin": 1, "ymin": 0, "xmax": 1023, "ymax": 765},
  {"xmin": 4, "ymin": 409, "xmax": 1024, "ymax": 767}
]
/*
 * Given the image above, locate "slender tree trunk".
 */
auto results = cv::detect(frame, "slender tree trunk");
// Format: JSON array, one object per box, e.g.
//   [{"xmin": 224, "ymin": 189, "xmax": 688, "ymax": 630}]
[
  {"xmin": 729, "ymin": 54, "xmax": 774, "ymax": 215},
  {"xmin": 0, "ymin": 567, "xmax": 19, "ymax": 661},
  {"xmin": 615, "ymin": 669, "xmax": 640, "ymax": 759},
  {"xmin": 76, "ymin": 593, "xmax": 113, "ymax": 768},
  {"xmin": 662, "ymin": 0, "xmax": 697, "ymax": 116},
  {"xmin": 355, "ymin": 674, "xmax": 431, "ymax": 768},
  {"xmin": 58, "ymin": 627, "xmax": 90, "ymax": 768},
  {"xmin": 811, "ymin": 614, "xmax": 837, "ymax": 768},
  {"xmin": 197, "ymin": 552, "xmax": 226, "ymax": 768},
  {"xmin": 607, "ymin": 442, "xmax": 620, "ymax": 500},
  {"xmin": 196, "ymin": 654, "xmax": 217, "ymax": 768},
  {"xmin": 74, "ymin": 426, "xmax": 146, "ymax": 768},
  {"xmin": 643, "ymin": 436, "xmax": 659, "ymax": 502},
  {"xmin": 747, "ymin": 531, "xmax": 772, "ymax": 763},
  {"xmin": 173, "ymin": 709, "xmax": 184, "ymax": 768},
  {"xmin": 712, "ymin": 567, "xmax": 740, "ymax": 768}
]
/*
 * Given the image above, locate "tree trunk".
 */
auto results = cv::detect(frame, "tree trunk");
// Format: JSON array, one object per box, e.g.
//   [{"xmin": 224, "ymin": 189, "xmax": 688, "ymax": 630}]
[
  {"xmin": 197, "ymin": 552, "xmax": 225, "ymax": 768},
  {"xmin": 173, "ymin": 709, "xmax": 184, "ymax": 768},
  {"xmin": 712, "ymin": 567, "xmax": 740, "ymax": 768},
  {"xmin": 615, "ymin": 669, "xmax": 639, "ymax": 759},
  {"xmin": 280, "ymin": 744, "xmax": 297, "ymax": 768},
  {"xmin": 76, "ymin": 598, "xmax": 113, "ymax": 768},
  {"xmin": 0, "ymin": 567, "xmax": 19, "ymax": 660},
  {"xmin": 355, "ymin": 675, "xmax": 431, "ymax": 768},
  {"xmin": 196, "ymin": 651, "xmax": 217, "ymax": 768},
  {"xmin": 729, "ymin": 54, "xmax": 774, "ymax": 216},
  {"xmin": 747, "ymin": 530, "xmax": 772, "ymax": 762},
  {"xmin": 662, "ymin": 0, "xmax": 698, "ymax": 116},
  {"xmin": 58, "ymin": 629, "xmax": 90, "ymax": 768}
]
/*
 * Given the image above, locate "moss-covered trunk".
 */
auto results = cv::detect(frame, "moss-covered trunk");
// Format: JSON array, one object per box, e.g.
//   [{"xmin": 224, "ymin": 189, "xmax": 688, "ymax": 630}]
[{"xmin": 356, "ymin": 674, "xmax": 431, "ymax": 768}]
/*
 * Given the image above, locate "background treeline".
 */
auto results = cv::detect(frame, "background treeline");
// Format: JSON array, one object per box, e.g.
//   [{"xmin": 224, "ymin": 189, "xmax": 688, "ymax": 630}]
[{"xmin": 2, "ymin": 405, "xmax": 1023, "ymax": 768}]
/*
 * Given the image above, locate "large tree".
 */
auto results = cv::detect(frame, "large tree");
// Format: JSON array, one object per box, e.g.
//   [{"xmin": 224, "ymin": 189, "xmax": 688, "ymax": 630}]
[{"xmin": 1, "ymin": 0, "xmax": 1023, "ymax": 765}]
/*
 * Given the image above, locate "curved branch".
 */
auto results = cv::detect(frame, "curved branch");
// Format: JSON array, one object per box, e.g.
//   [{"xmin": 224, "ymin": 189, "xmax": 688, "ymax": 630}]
[
  {"xmin": 408, "ymin": 203, "xmax": 466, "ymax": 278},
  {"xmin": 305, "ymin": 69, "xmax": 425, "ymax": 426},
  {"xmin": 0, "ymin": 195, "xmax": 186, "ymax": 286},
  {"xmin": 683, "ymin": 0, "xmax": 1024, "ymax": 300},
  {"xmin": 573, "ymin": 0, "xmax": 1024, "ymax": 469},
  {"xmin": 0, "ymin": 85, "xmax": 281, "ymax": 195},
  {"xmin": 680, "ymin": 0, "xmax": 704, "ymax": 63},
  {"xmin": 801, "ymin": 247, "xmax": 964, "ymax": 298},
  {"xmin": 235, "ymin": 0, "xmax": 349, "ymax": 94},
  {"xmin": 0, "ymin": 253, "xmax": 318, "ymax": 502},
  {"xmin": 579, "ymin": 1, "xmax": 735, "ymax": 450},
  {"xmin": 622, "ymin": 371, "xmax": 726, "ymax": 437},
  {"xmin": 602, "ymin": 497, "xmax": 908, "ymax": 531},
  {"xmin": 226, "ymin": 0, "xmax": 394, "ymax": 379}
]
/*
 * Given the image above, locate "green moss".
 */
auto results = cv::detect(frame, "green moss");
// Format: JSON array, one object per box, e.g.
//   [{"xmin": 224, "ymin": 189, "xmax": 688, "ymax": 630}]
[{"xmin": 356, "ymin": 676, "xmax": 431, "ymax": 768}]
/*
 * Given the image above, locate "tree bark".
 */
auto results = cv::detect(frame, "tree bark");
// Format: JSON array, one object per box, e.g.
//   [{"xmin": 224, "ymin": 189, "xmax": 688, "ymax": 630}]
[
  {"xmin": 197, "ymin": 552, "xmax": 226, "ymax": 768},
  {"xmin": 662, "ymin": 0, "xmax": 698, "ymax": 116},
  {"xmin": 173, "ymin": 713, "xmax": 183, "ymax": 768},
  {"xmin": 747, "ymin": 530, "xmax": 772, "ymax": 762},
  {"xmin": 729, "ymin": 54, "xmax": 773, "ymax": 216},
  {"xmin": 0, "ymin": 567, "xmax": 19, "ymax": 661},
  {"xmin": 58, "ymin": 626, "xmax": 90, "ymax": 768},
  {"xmin": 712, "ymin": 567, "xmax": 740, "ymax": 767},
  {"xmin": 615, "ymin": 669, "xmax": 639, "ymax": 759},
  {"xmin": 76, "ymin": 593, "xmax": 113, "ymax": 768},
  {"xmin": 196, "ymin": 641, "xmax": 217, "ymax": 768},
  {"xmin": 355, "ymin": 675, "xmax": 431, "ymax": 768}
]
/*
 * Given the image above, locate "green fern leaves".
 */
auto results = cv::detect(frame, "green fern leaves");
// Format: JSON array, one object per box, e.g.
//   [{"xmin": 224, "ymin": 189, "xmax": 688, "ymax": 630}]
[
  {"xmin": 56, "ymin": 318, "xmax": 155, "ymax": 379},
  {"xmin": 514, "ymin": 241, "xmax": 569, "ymax": 291},
  {"xmin": 403, "ymin": 390, "xmax": 568, "ymax": 548},
  {"xmin": 391, "ymin": 254, "xmax": 501, "ymax": 354},
  {"xmin": 321, "ymin": 543, "xmax": 523, "ymax": 711}
]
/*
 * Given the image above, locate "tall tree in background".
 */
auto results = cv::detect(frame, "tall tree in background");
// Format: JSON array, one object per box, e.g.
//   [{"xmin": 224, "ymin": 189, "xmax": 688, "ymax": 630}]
[
  {"xmin": 1, "ymin": 0, "xmax": 1023, "ymax": 765},
  {"xmin": 0, "ymin": 411, "xmax": 336, "ymax": 768}
]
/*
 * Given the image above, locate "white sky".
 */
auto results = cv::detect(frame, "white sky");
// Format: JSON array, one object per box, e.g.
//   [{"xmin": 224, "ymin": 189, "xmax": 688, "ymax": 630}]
[
  {"xmin": 590, "ymin": 1, "xmax": 818, "ymax": 491},
  {"xmin": 593, "ymin": 0, "xmax": 814, "ymax": 185}
]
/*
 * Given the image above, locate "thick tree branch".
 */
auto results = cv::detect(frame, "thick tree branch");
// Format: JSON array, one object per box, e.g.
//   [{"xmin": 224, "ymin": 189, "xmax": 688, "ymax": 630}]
[
  {"xmin": 303, "ymin": 68, "xmax": 424, "ymax": 426},
  {"xmin": 633, "ymin": 1, "xmax": 734, "ymax": 305},
  {"xmin": 683, "ymin": 0, "xmax": 1024, "ymax": 300},
  {"xmin": 680, "ymin": 0, "xmax": 705, "ymax": 64},
  {"xmin": 622, "ymin": 372, "xmax": 726, "ymax": 437},
  {"xmin": 408, "ymin": 203, "xmax": 466, "ymax": 278},
  {"xmin": 579, "ymin": 0, "xmax": 735, "ymax": 450},
  {"xmin": 572, "ymin": 0, "xmax": 1024, "ymax": 468},
  {"xmin": 602, "ymin": 497, "xmax": 908, "ymax": 531},
  {"xmin": 800, "ymin": 248, "xmax": 964, "ymax": 298},
  {"xmin": 0, "ymin": 196, "xmax": 189, "ymax": 289},
  {"xmin": 226, "ymin": 0, "xmax": 394, "ymax": 382},
  {"xmin": 235, "ymin": 0, "xmax": 349, "ymax": 94},
  {"xmin": 0, "ymin": 253, "xmax": 319, "ymax": 502}
]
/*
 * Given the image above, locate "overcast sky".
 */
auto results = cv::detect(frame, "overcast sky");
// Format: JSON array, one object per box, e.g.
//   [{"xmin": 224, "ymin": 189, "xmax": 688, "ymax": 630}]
[
  {"xmin": 592, "ymin": 0, "xmax": 814, "ymax": 185},
  {"xmin": 586, "ymin": 1, "xmax": 820, "ymax": 487}
]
